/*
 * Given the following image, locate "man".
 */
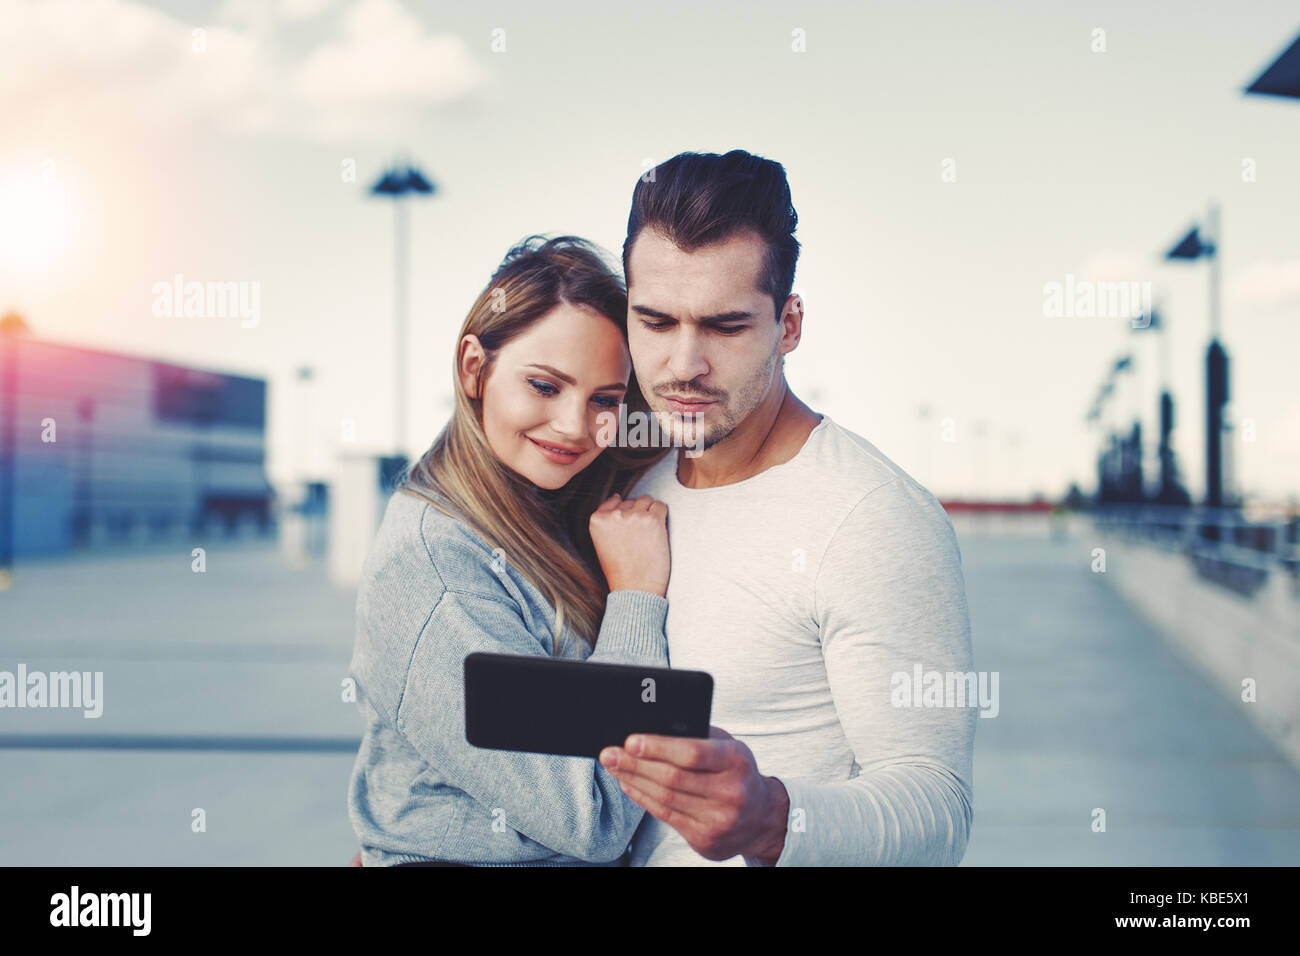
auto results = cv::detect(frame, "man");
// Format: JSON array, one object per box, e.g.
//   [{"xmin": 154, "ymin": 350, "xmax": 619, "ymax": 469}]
[{"xmin": 597, "ymin": 149, "xmax": 977, "ymax": 866}]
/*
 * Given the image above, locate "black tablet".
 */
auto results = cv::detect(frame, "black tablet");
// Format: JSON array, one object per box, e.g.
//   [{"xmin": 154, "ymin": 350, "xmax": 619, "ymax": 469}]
[{"xmin": 464, "ymin": 652, "xmax": 714, "ymax": 759}]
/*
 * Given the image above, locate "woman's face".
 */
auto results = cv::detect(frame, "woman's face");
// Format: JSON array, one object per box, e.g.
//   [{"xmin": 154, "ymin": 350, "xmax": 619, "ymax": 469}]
[{"xmin": 459, "ymin": 302, "xmax": 631, "ymax": 489}]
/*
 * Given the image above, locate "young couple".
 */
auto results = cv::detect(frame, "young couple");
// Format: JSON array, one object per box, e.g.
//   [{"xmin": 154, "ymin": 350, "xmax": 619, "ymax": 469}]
[{"xmin": 346, "ymin": 149, "xmax": 976, "ymax": 867}]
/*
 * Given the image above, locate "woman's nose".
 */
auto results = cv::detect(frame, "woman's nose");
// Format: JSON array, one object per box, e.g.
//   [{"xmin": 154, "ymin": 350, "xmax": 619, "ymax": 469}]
[{"xmin": 551, "ymin": 396, "xmax": 588, "ymax": 439}]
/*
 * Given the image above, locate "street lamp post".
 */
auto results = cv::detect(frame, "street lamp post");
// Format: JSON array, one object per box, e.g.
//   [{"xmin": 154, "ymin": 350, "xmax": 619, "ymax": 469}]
[
  {"xmin": 1165, "ymin": 206, "xmax": 1229, "ymax": 509},
  {"xmin": 370, "ymin": 162, "xmax": 436, "ymax": 463}
]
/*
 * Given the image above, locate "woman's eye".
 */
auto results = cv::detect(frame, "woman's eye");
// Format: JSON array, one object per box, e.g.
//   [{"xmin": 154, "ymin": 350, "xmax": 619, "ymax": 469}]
[{"xmin": 527, "ymin": 379, "xmax": 558, "ymax": 396}]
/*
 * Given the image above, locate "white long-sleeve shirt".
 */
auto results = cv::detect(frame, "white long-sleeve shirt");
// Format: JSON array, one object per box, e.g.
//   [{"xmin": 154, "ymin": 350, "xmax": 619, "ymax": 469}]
[{"xmin": 627, "ymin": 413, "xmax": 977, "ymax": 866}]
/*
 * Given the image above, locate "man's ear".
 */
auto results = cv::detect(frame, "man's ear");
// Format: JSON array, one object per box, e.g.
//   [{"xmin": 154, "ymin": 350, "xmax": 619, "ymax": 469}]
[
  {"xmin": 458, "ymin": 334, "xmax": 486, "ymax": 398},
  {"xmin": 778, "ymin": 294, "xmax": 804, "ymax": 354}
]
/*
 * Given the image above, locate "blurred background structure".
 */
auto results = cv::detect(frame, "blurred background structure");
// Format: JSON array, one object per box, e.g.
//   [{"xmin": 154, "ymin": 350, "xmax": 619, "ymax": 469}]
[
  {"xmin": 1, "ymin": 0, "xmax": 1297, "ymax": 865},
  {"xmin": 0, "ymin": 322, "xmax": 275, "ymax": 559}
]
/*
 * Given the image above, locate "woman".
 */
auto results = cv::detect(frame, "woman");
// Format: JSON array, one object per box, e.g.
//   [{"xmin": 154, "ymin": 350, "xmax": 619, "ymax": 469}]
[{"xmin": 346, "ymin": 235, "xmax": 672, "ymax": 866}]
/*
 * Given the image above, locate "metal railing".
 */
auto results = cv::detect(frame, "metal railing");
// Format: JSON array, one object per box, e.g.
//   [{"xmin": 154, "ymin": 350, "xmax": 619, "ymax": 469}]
[{"xmin": 1091, "ymin": 503, "xmax": 1300, "ymax": 597}]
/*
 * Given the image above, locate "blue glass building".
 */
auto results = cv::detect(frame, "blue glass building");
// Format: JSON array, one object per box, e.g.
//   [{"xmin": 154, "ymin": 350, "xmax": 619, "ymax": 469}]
[{"xmin": 0, "ymin": 334, "xmax": 274, "ymax": 557}]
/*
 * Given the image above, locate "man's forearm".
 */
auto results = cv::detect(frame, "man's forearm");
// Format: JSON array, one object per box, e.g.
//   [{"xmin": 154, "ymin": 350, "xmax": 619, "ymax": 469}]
[{"xmin": 773, "ymin": 763, "xmax": 973, "ymax": 866}]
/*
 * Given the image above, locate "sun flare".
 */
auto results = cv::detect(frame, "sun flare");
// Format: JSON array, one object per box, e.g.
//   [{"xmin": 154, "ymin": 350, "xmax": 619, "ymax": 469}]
[{"xmin": 0, "ymin": 167, "xmax": 79, "ymax": 274}]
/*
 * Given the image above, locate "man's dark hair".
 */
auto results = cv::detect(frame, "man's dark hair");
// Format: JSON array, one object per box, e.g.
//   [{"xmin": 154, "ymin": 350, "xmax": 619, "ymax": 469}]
[{"xmin": 622, "ymin": 150, "xmax": 800, "ymax": 321}]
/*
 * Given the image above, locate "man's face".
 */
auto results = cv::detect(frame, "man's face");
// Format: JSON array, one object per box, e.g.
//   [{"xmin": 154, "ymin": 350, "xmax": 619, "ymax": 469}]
[{"xmin": 625, "ymin": 228, "xmax": 785, "ymax": 452}]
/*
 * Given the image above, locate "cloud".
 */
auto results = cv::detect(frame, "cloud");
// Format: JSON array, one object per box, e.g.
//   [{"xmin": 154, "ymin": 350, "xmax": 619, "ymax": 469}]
[
  {"xmin": 0, "ymin": 0, "xmax": 489, "ymax": 143},
  {"xmin": 287, "ymin": 0, "xmax": 487, "ymax": 140},
  {"xmin": 274, "ymin": 0, "xmax": 336, "ymax": 22}
]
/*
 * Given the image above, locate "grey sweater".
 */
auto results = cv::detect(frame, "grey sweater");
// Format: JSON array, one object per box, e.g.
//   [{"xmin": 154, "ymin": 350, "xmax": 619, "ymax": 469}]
[{"xmin": 346, "ymin": 489, "xmax": 670, "ymax": 866}]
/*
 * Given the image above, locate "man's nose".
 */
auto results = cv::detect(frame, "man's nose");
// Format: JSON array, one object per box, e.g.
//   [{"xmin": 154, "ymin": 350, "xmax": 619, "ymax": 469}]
[{"xmin": 667, "ymin": 327, "xmax": 710, "ymax": 383}]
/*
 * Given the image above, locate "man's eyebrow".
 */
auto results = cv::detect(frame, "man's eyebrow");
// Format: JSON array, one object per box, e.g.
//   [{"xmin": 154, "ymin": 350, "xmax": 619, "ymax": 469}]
[
  {"xmin": 524, "ymin": 364, "xmax": 627, "ymax": 392},
  {"xmin": 631, "ymin": 305, "xmax": 756, "ymax": 324}
]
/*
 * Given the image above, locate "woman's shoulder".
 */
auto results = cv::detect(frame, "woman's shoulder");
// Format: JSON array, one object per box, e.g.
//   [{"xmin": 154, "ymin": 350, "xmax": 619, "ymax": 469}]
[{"xmin": 374, "ymin": 489, "xmax": 508, "ymax": 601}]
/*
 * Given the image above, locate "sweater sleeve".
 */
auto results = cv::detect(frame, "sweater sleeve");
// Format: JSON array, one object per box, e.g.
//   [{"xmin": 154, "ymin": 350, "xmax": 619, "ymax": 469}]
[
  {"xmin": 758, "ymin": 478, "xmax": 977, "ymax": 867},
  {"xmin": 391, "ymin": 537, "xmax": 670, "ymax": 863}
]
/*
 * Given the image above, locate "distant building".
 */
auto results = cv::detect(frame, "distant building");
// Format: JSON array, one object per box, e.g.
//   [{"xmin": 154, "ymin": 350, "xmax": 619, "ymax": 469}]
[{"xmin": 0, "ymin": 334, "xmax": 274, "ymax": 557}]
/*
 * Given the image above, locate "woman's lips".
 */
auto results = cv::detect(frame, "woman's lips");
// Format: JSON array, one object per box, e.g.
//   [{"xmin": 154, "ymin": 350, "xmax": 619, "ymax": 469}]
[{"xmin": 527, "ymin": 435, "xmax": 584, "ymax": 464}]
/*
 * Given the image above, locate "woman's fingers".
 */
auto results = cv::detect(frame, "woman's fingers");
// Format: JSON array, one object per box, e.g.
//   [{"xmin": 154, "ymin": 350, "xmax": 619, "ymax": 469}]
[{"xmin": 594, "ymin": 493, "xmax": 663, "ymax": 517}]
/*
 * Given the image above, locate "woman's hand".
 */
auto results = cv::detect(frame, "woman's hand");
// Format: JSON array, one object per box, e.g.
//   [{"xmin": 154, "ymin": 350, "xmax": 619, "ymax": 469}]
[{"xmin": 588, "ymin": 494, "xmax": 670, "ymax": 598}]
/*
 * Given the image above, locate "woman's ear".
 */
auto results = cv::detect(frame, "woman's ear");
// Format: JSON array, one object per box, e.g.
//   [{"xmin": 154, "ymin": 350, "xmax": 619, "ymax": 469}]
[{"xmin": 458, "ymin": 334, "xmax": 486, "ymax": 398}]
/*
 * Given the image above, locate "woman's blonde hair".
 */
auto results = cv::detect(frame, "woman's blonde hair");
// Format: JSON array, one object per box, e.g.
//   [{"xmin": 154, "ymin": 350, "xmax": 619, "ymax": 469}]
[{"xmin": 400, "ymin": 236, "xmax": 666, "ymax": 656}]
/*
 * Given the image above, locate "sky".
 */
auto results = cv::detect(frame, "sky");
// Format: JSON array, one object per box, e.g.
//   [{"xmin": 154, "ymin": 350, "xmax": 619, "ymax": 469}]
[{"xmin": 2, "ymin": 0, "xmax": 1298, "ymax": 505}]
